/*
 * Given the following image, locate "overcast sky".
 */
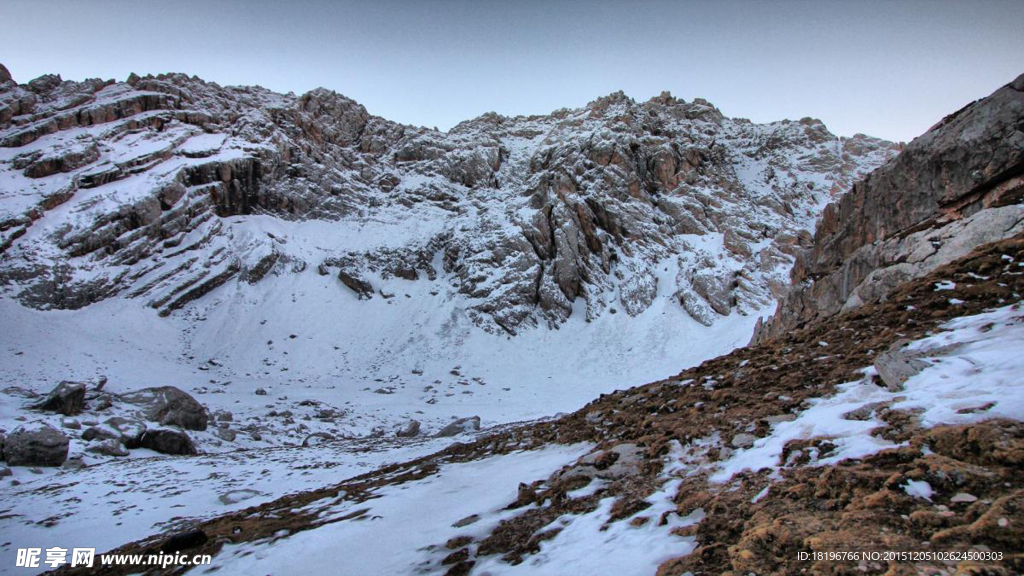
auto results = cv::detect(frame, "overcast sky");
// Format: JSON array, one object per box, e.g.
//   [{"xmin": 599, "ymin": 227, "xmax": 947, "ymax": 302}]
[{"xmin": 2, "ymin": 0, "xmax": 1021, "ymax": 142}]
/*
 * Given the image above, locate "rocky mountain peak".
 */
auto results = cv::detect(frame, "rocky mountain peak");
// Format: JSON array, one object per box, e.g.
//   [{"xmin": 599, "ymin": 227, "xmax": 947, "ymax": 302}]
[{"xmin": 0, "ymin": 64, "xmax": 897, "ymax": 336}]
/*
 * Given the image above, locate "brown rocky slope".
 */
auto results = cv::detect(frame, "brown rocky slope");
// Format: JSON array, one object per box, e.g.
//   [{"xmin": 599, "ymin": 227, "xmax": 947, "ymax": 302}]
[{"xmin": 59, "ymin": 233, "xmax": 1024, "ymax": 576}]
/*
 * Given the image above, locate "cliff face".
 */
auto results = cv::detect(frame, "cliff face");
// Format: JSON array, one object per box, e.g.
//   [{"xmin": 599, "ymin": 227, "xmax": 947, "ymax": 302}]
[
  {"xmin": 753, "ymin": 73, "xmax": 1024, "ymax": 343},
  {"xmin": 0, "ymin": 67, "xmax": 895, "ymax": 335}
]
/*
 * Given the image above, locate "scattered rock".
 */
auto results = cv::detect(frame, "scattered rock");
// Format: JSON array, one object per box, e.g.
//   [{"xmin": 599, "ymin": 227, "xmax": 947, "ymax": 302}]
[
  {"xmin": 4, "ymin": 421, "xmax": 69, "ymax": 466},
  {"xmin": 0, "ymin": 466, "xmax": 10, "ymax": 478},
  {"xmin": 452, "ymin": 514, "xmax": 480, "ymax": 528},
  {"xmin": 31, "ymin": 381, "xmax": 87, "ymax": 415},
  {"xmin": 255, "ymin": 388, "xmax": 268, "ymax": 396},
  {"xmin": 873, "ymin": 340, "xmax": 929, "ymax": 391},
  {"xmin": 435, "ymin": 416, "xmax": 481, "ymax": 437},
  {"xmin": 216, "ymin": 428, "xmax": 237, "ymax": 442},
  {"xmin": 395, "ymin": 420, "xmax": 421, "ymax": 437},
  {"xmin": 103, "ymin": 417, "xmax": 147, "ymax": 448},
  {"xmin": 62, "ymin": 456, "xmax": 86, "ymax": 471},
  {"xmin": 138, "ymin": 428, "xmax": 197, "ymax": 455},
  {"xmin": 81, "ymin": 426, "xmax": 119, "ymax": 442},
  {"xmin": 731, "ymin": 433, "xmax": 757, "ymax": 448},
  {"xmin": 950, "ymin": 492, "xmax": 978, "ymax": 503},
  {"xmin": 121, "ymin": 386, "xmax": 208, "ymax": 431},
  {"xmin": 85, "ymin": 438, "xmax": 129, "ymax": 457},
  {"xmin": 302, "ymin": 432, "xmax": 336, "ymax": 447},
  {"xmin": 60, "ymin": 417, "xmax": 81, "ymax": 430}
]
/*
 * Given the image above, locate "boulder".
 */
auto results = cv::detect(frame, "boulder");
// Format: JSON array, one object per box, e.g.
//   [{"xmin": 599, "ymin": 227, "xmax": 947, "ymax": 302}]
[
  {"xmin": 103, "ymin": 417, "xmax": 147, "ymax": 448},
  {"xmin": 731, "ymin": 433, "xmax": 757, "ymax": 448},
  {"xmin": 435, "ymin": 416, "xmax": 481, "ymax": 437},
  {"xmin": 395, "ymin": 420, "xmax": 421, "ymax": 437},
  {"xmin": 61, "ymin": 418, "xmax": 81, "ymax": 430},
  {"xmin": 121, "ymin": 386, "xmax": 208, "ymax": 431},
  {"xmin": 32, "ymin": 381, "xmax": 87, "ymax": 415},
  {"xmin": 0, "ymin": 466, "xmax": 11, "ymax": 478},
  {"xmin": 4, "ymin": 421, "xmax": 69, "ymax": 466},
  {"xmin": 81, "ymin": 426, "xmax": 119, "ymax": 442},
  {"xmin": 873, "ymin": 340, "xmax": 930, "ymax": 392},
  {"xmin": 138, "ymin": 428, "xmax": 197, "ymax": 455},
  {"xmin": 85, "ymin": 438, "xmax": 129, "ymax": 457}
]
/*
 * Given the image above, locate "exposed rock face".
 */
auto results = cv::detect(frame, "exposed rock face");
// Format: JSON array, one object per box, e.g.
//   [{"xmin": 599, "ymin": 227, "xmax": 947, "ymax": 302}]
[
  {"xmin": 120, "ymin": 386, "xmax": 208, "ymax": 431},
  {"xmin": 138, "ymin": 428, "xmax": 197, "ymax": 455},
  {"xmin": 31, "ymin": 380, "xmax": 86, "ymax": 415},
  {"xmin": 754, "ymin": 73, "xmax": 1024, "ymax": 343},
  {"xmin": 4, "ymin": 420, "xmax": 69, "ymax": 466},
  {"xmin": 0, "ymin": 66, "xmax": 896, "ymax": 334}
]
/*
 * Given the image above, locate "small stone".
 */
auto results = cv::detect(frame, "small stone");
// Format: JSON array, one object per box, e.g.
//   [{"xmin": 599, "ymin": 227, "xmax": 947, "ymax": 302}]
[
  {"xmin": 452, "ymin": 514, "xmax": 479, "ymax": 528},
  {"xmin": 255, "ymin": 388, "xmax": 268, "ymax": 396},
  {"xmin": 997, "ymin": 518, "xmax": 1009, "ymax": 528},
  {"xmin": 731, "ymin": 433, "xmax": 756, "ymax": 448},
  {"xmin": 950, "ymin": 492, "xmax": 977, "ymax": 503}
]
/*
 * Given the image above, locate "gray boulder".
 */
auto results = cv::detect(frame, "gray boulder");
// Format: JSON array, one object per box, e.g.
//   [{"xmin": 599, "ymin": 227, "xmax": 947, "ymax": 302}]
[
  {"xmin": 435, "ymin": 416, "xmax": 481, "ymax": 437},
  {"xmin": 85, "ymin": 438, "xmax": 129, "ymax": 457},
  {"xmin": 81, "ymin": 426, "xmax": 119, "ymax": 442},
  {"xmin": 873, "ymin": 339, "xmax": 930, "ymax": 392},
  {"xmin": 395, "ymin": 420, "xmax": 421, "ymax": 438},
  {"xmin": 121, "ymin": 386, "xmax": 208, "ymax": 431},
  {"xmin": 4, "ymin": 421, "xmax": 69, "ymax": 466},
  {"xmin": 138, "ymin": 428, "xmax": 197, "ymax": 455},
  {"xmin": 32, "ymin": 381, "xmax": 86, "ymax": 415}
]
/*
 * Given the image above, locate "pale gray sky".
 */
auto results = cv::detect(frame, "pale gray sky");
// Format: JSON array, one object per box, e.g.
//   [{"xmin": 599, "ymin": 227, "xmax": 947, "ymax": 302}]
[{"xmin": 2, "ymin": 0, "xmax": 1021, "ymax": 142}]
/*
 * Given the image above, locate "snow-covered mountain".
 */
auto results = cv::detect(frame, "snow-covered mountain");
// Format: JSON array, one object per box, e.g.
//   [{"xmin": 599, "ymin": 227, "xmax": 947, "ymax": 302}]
[
  {"xmin": 0, "ymin": 62, "xmax": 914, "ymax": 574},
  {"xmin": 0, "ymin": 66, "xmax": 894, "ymax": 330}
]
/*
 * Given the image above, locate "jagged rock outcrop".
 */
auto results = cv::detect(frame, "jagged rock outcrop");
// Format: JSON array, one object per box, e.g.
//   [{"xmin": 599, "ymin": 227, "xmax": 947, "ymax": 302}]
[
  {"xmin": 0, "ymin": 65, "xmax": 896, "ymax": 333},
  {"xmin": 753, "ymin": 73, "xmax": 1024, "ymax": 343}
]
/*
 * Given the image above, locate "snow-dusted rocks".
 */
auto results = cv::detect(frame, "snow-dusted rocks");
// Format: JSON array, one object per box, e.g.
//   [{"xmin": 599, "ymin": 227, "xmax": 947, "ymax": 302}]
[
  {"xmin": 435, "ymin": 415, "xmax": 481, "ymax": 437},
  {"xmin": 138, "ymin": 427, "xmax": 197, "ymax": 455},
  {"xmin": 84, "ymin": 437, "xmax": 129, "ymax": 457},
  {"xmin": 31, "ymin": 380, "xmax": 86, "ymax": 415},
  {"xmin": 3, "ymin": 420, "xmax": 69, "ymax": 466},
  {"xmin": 120, "ymin": 385, "xmax": 208, "ymax": 431},
  {"xmin": 395, "ymin": 419, "xmax": 421, "ymax": 437}
]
